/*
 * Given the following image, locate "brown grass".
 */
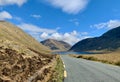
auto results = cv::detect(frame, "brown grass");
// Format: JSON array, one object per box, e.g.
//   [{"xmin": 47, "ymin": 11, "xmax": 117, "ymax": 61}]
[
  {"xmin": 70, "ymin": 50, "xmax": 120, "ymax": 66},
  {"xmin": 0, "ymin": 21, "xmax": 51, "ymax": 54},
  {"xmin": 0, "ymin": 21, "xmax": 57, "ymax": 82},
  {"xmin": 48, "ymin": 55, "xmax": 64, "ymax": 82},
  {"xmin": 0, "ymin": 43, "xmax": 55, "ymax": 82}
]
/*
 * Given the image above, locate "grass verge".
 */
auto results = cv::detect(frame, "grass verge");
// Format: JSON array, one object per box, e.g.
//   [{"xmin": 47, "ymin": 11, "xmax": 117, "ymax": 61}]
[
  {"xmin": 48, "ymin": 55, "xmax": 64, "ymax": 82},
  {"xmin": 70, "ymin": 51, "xmax": 120, "ymax": 66}
]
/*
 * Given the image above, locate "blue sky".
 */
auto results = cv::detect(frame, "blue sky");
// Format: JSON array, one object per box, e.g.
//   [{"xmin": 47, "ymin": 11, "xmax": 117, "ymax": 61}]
[{"xmin": 0, "ymin": 0, "xmax": 120, "ymax": 45}]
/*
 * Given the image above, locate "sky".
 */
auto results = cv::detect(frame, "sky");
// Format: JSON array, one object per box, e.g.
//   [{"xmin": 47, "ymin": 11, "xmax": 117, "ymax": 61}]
[{"xmin": 0, "ymin": 0, "xmax": 120, "ymax": 45}]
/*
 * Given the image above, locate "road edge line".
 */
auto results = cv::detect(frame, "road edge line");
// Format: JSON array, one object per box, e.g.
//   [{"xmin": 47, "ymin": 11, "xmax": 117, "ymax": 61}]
[{"xmin": 60, "ymin": 56, "xmax": 67, "ymax": 78}]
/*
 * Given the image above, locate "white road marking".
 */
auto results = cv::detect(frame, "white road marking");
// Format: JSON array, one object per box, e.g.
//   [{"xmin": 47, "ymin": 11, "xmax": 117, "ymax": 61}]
[
  {"xmin": 64, "ymin": 70, "xmax": 67, "ymax": 78},
  {"xmin": 63, "ymin": 65, "xmax": 65, "ymax": 68}
]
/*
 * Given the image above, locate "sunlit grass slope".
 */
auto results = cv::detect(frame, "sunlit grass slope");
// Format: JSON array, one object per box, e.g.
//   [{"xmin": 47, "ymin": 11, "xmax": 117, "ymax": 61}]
[{"xmin": 0, "ymin": 21, "xmax": 51, "ymax": 53}]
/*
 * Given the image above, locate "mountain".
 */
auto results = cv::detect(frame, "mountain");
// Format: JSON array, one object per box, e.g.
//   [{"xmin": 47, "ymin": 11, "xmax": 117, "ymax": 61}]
[
  {"xmin": 70, "ymin": 26, "xmax": 120, "ymax": 52},
  {"xmin": 0, "ymin": 21, "xmax": 51, "ymax": 53},
  {"xmin": 0, "ymin": 21, "xmax": 54, "ymax": 81},
  {"xmin": 41, "ymin": 39, "xmax": 71, "ymax": 51}
]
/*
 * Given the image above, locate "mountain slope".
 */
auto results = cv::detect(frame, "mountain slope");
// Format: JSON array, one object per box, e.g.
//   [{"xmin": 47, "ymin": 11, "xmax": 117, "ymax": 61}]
[
  {"xmin": 0, "ymin": 21, "xmax": 55, "ymax": 81},
  {"xmin": 0, "ymin": 21, "xmax": 51, "ymax": 53},
  {"xmin": 70, "ymin": 26, "xmax": 120, "ymax": 51},
  {"xmin": 41, "ymin": 39, "xmax": 71, "ymax": 51}
]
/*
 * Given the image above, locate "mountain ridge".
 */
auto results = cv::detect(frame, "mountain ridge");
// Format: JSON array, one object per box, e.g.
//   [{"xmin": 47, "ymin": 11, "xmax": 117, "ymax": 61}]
[
  {"xmin": 70, "ymin": 26, "xmax": 120, "ymax": 52},
  {"xmin": 41, "ymin": 39, "xmax": 71, "ymax": 51}
]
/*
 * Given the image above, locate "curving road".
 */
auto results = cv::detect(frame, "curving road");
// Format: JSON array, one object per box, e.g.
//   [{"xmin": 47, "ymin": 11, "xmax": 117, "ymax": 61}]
[{"xmin": 61, "ymin": 55, "xmax": 120, "ymax": 82}]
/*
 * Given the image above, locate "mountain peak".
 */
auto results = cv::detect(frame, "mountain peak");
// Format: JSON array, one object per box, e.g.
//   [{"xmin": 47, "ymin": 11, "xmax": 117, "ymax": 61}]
[{"xmin": 41, "ymin": 39, "xmax": 71, "ymax": 51}]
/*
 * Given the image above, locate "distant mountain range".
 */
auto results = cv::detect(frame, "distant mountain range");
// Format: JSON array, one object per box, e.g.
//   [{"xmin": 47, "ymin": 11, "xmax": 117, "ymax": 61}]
[
  {"xmin": 41, "ymin": 39, "xmax": 71, "ymax": 51},
  {"xmin": 70, "ymin": 26, "xmax": 120, "ymax": 52}
]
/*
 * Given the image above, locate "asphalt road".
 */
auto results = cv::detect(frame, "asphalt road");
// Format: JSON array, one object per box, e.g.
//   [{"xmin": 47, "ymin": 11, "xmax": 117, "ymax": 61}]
[{"xmin": 61, "ymin": 55, "xmax": 120, "ymax": 82}]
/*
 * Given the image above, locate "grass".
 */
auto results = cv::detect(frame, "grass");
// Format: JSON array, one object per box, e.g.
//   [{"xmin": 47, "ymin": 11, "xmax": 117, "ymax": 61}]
[
  {"xmin": 0, "ymin": 46, "xmax": 54, "ymax": 81},
  {"xmin": 115, "ymin": 61, "xmax": 120, "ymax": 66},
  {"xmin": 0, "ymin": 21, "xmax": 55, "ymax": 81},
  {"xmin": 70, "ymin": 50, "xmax": 120, "ymax": 66},
  {"xmin": 48, "ymin": 55, "xmax": 64, "ymax": 82},
  {"xmin": 0, "ymin": 21, "xmax": 51, "ymax": 54}
]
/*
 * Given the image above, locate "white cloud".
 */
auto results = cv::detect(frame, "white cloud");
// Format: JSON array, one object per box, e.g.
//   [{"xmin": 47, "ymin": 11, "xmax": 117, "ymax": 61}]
[
  {"xmin": 0, "ymin": 11, "xmax": 12, "ymax": 20},
  {"xmin": 45, "ymin": 0, "xmax": 90, "ymax": 14},
  {"xmin": 18, "ymin": 23, "xmax": 56, "ymax": 33},
  {"xmin": 0, "ymin": 0, "xmax": 27, "ymax": 6},
  {"xmin": 40, "ymin": 32, "xmax": 49, "ymax": 39},
  {"xmin": 40, "ymin": 30, "xmax": 89, "ymax": 45},
  {"xmin": 107, "ymin": 20, "xmax": 120, "ymax": 28},
  {"xmin": 18, "ymin": 23, "xmax": 89, "ymax": 45},
  {"xmin": 51, "ymin": 33, "xmax": 62, "ymax": 40},
  {"xmin": 17, "ymin": 23, "xmax": 58, "ymax": 41},
  {"xmin": 91, "ymin": 20, "xmax": 120, "ymax": 29},
  {"xmin": 31, "ymin": 14, "xmax": 41, "ymax": 19},
  {"xmin": 40, "ymin": 31, "xmax": 80, "ymax": 45}
]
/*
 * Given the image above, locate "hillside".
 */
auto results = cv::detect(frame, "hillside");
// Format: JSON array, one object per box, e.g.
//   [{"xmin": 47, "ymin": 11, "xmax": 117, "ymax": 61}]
[
  {"xmin": 0, "ymin": 21, "xmax": 56, "ymax": 81},
  {"xmin": 41, "ymin": 39, "xmax": 71, "ymax": 51},
  {"xmin": 70, "ymin": 26, "xmax": 120, "ymax": 52},
  {"xmin": 0, "ymin": 21, "xmax": 51, "ymax": 53}
]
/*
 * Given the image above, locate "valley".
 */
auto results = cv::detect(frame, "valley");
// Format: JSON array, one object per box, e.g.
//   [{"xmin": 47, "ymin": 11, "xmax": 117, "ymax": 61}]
[
  {"xmin": 1, "ymin": 0, "xmax": 120, "ymax": 82},
  {"xmin": 0, "ymin": 21, "xmax": 120, "ymax": 82}
]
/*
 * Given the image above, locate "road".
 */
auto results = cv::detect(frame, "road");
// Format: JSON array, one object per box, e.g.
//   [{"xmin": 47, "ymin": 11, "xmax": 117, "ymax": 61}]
[{"xmin": 61, "ymin": 55, "xmax": 120, "ymax": 82}]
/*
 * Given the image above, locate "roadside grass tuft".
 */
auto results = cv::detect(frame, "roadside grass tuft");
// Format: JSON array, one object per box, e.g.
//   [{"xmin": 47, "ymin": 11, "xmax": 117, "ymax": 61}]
[
  {"xmin": 115, "ymin": 61, "xmax": 120, "ymax": 66},
  {"xmin": 85, "ymin": 56, "xmax": 97, "ymax": 61},
  {"xmin": 48, "ymin": 55, "xmax": 64, "ymax": 82}
]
